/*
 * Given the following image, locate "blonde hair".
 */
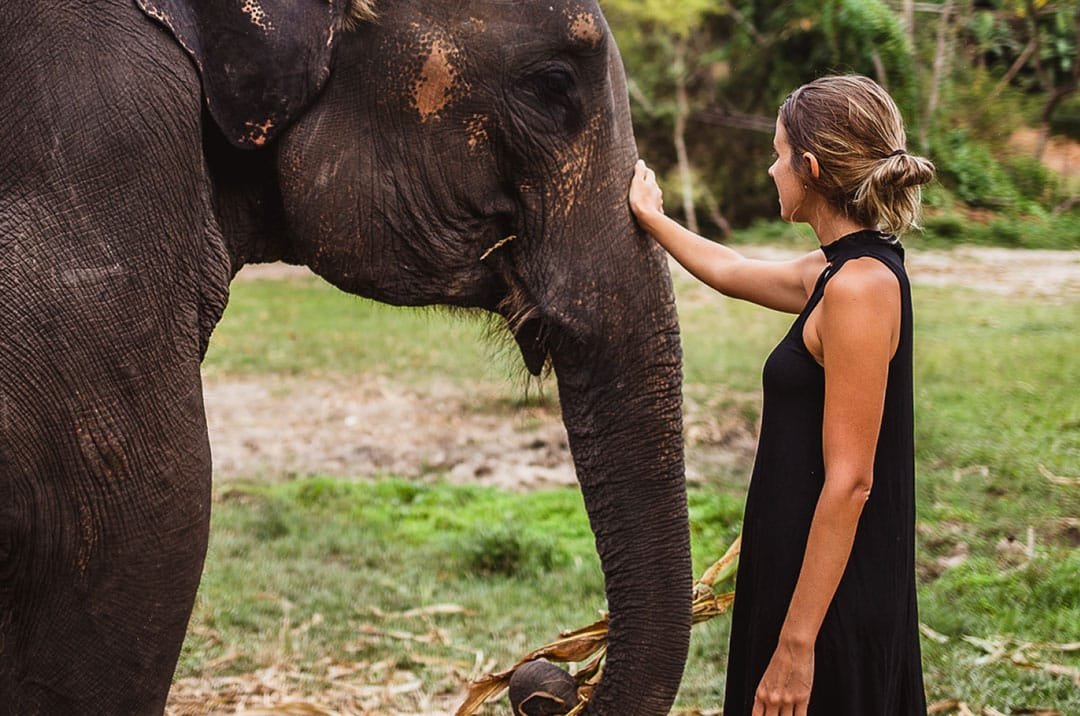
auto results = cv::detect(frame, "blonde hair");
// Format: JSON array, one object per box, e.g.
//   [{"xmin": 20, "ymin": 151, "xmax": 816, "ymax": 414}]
[{"xmin": 779, "ymin": 75, "xmax": 935, "ymax": 235}]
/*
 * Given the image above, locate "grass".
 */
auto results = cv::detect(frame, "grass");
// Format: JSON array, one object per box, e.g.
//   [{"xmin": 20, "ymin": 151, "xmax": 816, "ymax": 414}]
[
  {"xmin": 184, "ymin": 246, "xmax": 1080, "ymax": 713},
  {"xmin": 202, "ymin": 277, "xmax": 510, "ymax": 384}
]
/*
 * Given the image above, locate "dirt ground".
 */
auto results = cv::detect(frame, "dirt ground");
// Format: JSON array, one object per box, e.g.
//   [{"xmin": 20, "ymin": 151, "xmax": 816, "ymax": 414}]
[{"xmin": 203, "ymin": 247, "xmax": 1079, "ymax": 490}]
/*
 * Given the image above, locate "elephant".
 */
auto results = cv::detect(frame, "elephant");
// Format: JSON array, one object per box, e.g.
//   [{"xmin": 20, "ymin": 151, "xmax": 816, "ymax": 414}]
[{"xmin": 0, "ymin": 0, "xmax": 692, "ymax": 713}]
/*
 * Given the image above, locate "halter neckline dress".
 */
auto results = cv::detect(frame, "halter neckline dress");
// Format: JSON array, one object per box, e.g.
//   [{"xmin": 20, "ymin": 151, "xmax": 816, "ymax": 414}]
[{"xmin": 723, "ymin": 229, "xmax": 927, "ymax": 714}]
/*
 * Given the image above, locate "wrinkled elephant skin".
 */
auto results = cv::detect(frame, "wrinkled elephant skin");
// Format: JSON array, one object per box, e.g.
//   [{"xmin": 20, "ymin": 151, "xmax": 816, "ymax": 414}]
[{"xmin": 0, "ymin": 1, "xmax": 691, "ymax": 714}]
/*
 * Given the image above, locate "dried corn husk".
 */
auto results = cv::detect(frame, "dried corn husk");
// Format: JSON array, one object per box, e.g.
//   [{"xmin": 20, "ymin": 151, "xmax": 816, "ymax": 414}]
[{"xmin": 455, "ymin": 537, "xmax": 741, "ymax": 715}]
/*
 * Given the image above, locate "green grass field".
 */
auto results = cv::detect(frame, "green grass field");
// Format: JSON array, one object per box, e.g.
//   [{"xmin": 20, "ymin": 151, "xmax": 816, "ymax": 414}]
[{"xmin": 180, "ymin": 245, "xmax": 1080, "ymax": 714}]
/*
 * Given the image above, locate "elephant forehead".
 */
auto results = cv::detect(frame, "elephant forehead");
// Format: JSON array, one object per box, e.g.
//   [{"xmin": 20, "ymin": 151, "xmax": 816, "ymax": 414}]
[{"xmin": 409, "ymin": 30, "xmax": 468, "ymax": 122}]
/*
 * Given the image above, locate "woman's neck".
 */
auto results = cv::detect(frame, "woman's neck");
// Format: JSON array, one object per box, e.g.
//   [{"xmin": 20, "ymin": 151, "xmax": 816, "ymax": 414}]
[{"xmin": 802, "ymin": 196, "xmax": 877, "ymax": 246}]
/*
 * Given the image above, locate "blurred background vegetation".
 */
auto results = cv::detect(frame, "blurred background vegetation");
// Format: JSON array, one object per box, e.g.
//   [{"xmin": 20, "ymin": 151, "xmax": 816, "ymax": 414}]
[{"xmin": 602, "ymin": 0, "xmax": 1080, "ymax": 249}]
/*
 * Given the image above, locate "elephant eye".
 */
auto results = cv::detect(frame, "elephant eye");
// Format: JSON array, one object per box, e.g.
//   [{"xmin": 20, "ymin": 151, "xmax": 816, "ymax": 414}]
[
  {"xmin": 531, "ymin": 68, "xmax": 575, "ymax": 98},
  {"xmin": 518, "ymin": 66, "xmax": 584, "ymax": 134}
]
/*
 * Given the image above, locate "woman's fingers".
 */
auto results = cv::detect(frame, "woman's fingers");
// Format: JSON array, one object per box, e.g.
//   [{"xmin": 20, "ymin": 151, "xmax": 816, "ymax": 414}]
[
  {"xmin": 629, "ymin": 159, "xmax": 664, "ymax": 219},
  {"xmin": 632, "ymin": 160, "xmax": 648, "ymax": 188}
]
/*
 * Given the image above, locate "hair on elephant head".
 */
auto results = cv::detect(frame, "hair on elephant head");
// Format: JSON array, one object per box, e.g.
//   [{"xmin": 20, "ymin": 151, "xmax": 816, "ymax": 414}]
[{"xmin": 1, "ymin": 1, "xmax": 691, "ymax": 714}]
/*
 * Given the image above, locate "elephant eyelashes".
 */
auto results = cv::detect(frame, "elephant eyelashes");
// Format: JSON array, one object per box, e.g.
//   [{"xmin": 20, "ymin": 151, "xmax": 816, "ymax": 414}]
[{"xmin": 518, "ymin": 67, "xmax": 584, "ymax": 134}]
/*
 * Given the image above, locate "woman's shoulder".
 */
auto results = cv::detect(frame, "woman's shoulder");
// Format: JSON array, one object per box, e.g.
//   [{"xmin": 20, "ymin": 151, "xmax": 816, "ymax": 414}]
[{"xmin": 821, "ymin": 256, "xmax": 902, "ymax": 310}]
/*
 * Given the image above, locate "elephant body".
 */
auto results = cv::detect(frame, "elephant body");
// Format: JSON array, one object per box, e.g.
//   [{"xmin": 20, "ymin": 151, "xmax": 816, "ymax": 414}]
[{"xmin": 0, "ymin": 1, "xmax": 691, "ymax": 713}]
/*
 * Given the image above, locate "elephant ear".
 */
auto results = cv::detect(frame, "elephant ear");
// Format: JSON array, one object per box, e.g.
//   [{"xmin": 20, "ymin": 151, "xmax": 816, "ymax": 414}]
[{"xmin": 137, "ymin": 0, "xmax": 348, "ymax": 149}]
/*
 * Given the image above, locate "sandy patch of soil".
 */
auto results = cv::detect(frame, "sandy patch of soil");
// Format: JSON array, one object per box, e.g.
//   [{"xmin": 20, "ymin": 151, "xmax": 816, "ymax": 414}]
[{"xmin": 204, "ymin": 375, "xmax": 577, "ymax": 489}]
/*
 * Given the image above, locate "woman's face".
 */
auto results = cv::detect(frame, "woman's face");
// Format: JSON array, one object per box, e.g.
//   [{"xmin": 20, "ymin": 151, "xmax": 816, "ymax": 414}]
[{"xmin": 768, "ymin": 118, "xmax": 806, "ymax": 222}]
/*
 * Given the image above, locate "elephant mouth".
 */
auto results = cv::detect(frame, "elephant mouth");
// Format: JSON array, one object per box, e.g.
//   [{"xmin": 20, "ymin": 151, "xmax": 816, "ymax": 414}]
[
  {"xmin": 493, "ymin": 264, "xmax": 551, "ymax": 377},
  {"xmin": 511, "ymin": 317, "xmax": 550, "ymax": 376}
]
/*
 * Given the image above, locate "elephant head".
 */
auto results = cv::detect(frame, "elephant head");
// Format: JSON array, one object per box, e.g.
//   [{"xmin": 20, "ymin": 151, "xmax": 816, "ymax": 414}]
[{"xmin": 139, "ymin": 0, "xmax": 693, "ymax": 712}]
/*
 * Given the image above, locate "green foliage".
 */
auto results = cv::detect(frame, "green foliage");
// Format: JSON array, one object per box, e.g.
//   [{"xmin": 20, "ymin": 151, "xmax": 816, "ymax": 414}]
[
  {"xmin": 606, "ymin": 0, "xmax": 919, "ymax": 229},
  {"xmin": 1002, "ymin": 154, "xmax": 1059, "ymax": 202},
  {"xmin": 820, "ymin": 0, "xmax": 917, "ymax": 111},
  {"xmin": 602, "ymin": 0, "xmax": 721, "ymax": 38},
  {"xmin": 934, "ymin": 129, "xmax": 1021, "ymax": 208},
  {"xmin": 920, "ymin": 211, "xmax": 968, "ymax": 241},
  {"xmin": 604, "ymin": 0, "xmax": 1079, "ymax": 240},
  {"xmin": 1049, "ymin": 92, "xmax": 1080, "ymax": 139},
  {"xmin": 920, "ymin": 208, "xmax": 1080, "ymax": 249}
]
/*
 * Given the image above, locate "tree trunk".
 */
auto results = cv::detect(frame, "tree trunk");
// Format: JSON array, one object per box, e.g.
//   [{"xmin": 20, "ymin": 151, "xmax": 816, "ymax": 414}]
[
  {"xmin": 1038, "ymin": 84, "xmax": 1078, "ymax": 160},
  {"xmin": 921, "ymin": 0, "xmax": 954, "ymax": 152},
  {"xmin": 902, "ymin": 0, "xmax": 915, "ymax": 46},
  {"xmin": 673, "ymin": 37, "xmax": 698, "ymax": 235},
  {"xmin": 702, "ymin": 185, "xmax": 732, "ymax": 241},
  {"xmin": 986, "ymin": 39, "xmax": 1036, "ymax": 104},
  {"xmin": 872, "ymin": 50, "xmax": 888, "ymax": 90},
  {"xmin": 1036, "ymin": 5, "xmax": 1080, "ymax": 160}
]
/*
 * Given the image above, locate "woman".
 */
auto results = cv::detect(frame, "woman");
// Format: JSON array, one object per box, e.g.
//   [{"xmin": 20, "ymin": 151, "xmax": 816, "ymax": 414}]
[{"xmin": 629, "ymin": 75, "xmax": 935, "ymax": 715}]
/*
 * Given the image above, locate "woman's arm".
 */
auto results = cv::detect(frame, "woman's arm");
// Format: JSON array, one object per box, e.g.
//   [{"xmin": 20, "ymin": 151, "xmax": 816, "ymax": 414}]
[
  {"xmin": 753, "ymin": 259, "xmax": 901, "ymax": 716},
  {"xmin": 629, "ymin": 160, "xmax": 824, "ymax": 313}
]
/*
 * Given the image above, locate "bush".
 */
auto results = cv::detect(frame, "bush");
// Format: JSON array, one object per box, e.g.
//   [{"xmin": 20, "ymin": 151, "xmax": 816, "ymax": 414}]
[
  {"xmin": 1002, "ymin": 155, "xmax": 1059, "ymax": 203},
  {"xmin": 921, "ymin": 212, "xmax": 967, "ymax": 241},
  {"xmin": 934, "ymin": 130, "xmax": 1019, "ymax": 209},
  {"xmin": 456, "ymin": 524, "xmax": 564, "ymax": 577}
]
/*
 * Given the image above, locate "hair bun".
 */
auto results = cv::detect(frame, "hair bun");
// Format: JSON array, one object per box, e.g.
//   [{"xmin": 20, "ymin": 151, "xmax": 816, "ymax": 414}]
[{"xmin": 886, "ymin": 153, "xmax": 935, "ymax": 189}]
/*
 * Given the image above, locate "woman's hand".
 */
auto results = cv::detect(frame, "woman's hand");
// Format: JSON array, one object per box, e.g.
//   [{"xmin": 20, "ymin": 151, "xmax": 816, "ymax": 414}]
[
  {"xmin": 629, "ymin": 159, "xmax": 664, "ymax": 226},
  {"xmin": 752, "ymin": 640, "xmax": 814, "ymax": 716}
]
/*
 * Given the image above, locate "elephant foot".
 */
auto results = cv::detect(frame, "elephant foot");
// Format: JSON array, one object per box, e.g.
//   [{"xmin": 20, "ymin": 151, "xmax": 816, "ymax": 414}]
[{"xmin": 508, "ymin": 659, "xmax": 580, "ymax": 716}]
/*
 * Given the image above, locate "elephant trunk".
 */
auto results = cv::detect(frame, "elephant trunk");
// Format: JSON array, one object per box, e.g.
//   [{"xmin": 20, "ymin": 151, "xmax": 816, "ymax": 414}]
[
  {"xmin": 552, "ymin": 303, "xmax": 691, "ymax": 715},
  {"xmin": 522, "ymin": 193, "xmax": 691, "ymax": 713}
]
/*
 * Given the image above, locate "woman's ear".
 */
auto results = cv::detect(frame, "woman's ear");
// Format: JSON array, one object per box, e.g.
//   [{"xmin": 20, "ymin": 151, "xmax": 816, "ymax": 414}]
[
  {"xmin": 802, "ymin": 151, "xmax": 821, "ymax": 180},
  {"xmin": 137, "ymin": 0, "xmax": 346, "ymax": 149}
]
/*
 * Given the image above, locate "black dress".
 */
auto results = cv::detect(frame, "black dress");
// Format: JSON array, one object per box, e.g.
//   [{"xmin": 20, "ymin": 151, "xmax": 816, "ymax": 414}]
[{"xmin": 723, "ymin": 230, "xmax": 927, "ymax": 715}]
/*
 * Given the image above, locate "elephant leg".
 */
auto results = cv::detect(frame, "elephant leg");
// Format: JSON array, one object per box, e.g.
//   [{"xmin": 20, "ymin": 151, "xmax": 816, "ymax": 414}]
[
  {"xmin": 0, "ymin": 256, "xmax": 220, "ymax": 713},
  {"xmin": 0, "ymin": 386, "xmax": 212, "ymax": 716},
  {"xmin": 0, "ymin": 378, "xmax": 214, "ymax": 715}
]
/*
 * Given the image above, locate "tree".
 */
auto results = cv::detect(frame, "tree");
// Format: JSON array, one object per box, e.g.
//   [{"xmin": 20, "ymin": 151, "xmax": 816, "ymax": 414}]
[
  {"xmin": 604, "ymin": 0, "xmax": 731, "ymax": 235},
  {"xmin": 606, "ymin": 0, "xmax": 915, "ymax": 232}
]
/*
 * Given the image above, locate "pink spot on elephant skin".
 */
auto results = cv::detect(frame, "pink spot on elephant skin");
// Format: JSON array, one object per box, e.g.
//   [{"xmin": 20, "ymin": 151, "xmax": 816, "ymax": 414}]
[
  {"xmin": 412, "ymin": 37, "xmax": 467, "ymax": 122},
  {"xmin": 241, "ymin": 0, "xmax": 274, "ymax": 32},
  {"xmin": 243, "ymin": 119, "xmax": 275, "ymax": 147},
  {"xmin": 466, "ymin": 114, "xmax": 490, "ymax": 153},
  {"xmin": 569, "ymin": 12, "xmax": 602, "ymax": 48}
]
